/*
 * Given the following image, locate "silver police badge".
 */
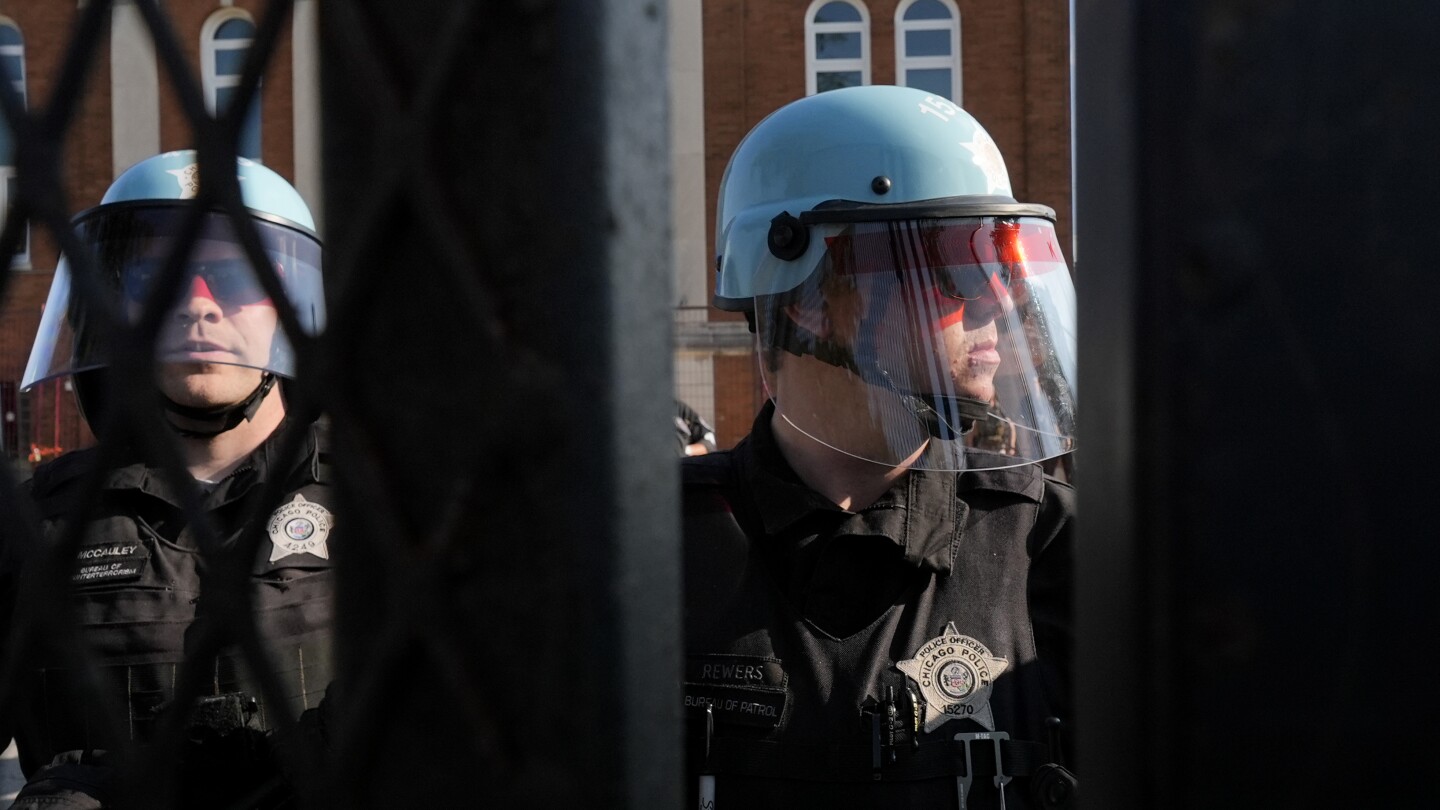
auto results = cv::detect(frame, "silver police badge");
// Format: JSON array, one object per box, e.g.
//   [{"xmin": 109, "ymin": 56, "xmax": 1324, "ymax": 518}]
[
  {"xmin": 896, "ymin": 623, "xmax": 1009, "ymax": 733},
  {"xmin": 266, "ymin": 494, "xmax": 333, "ymax": 562}
]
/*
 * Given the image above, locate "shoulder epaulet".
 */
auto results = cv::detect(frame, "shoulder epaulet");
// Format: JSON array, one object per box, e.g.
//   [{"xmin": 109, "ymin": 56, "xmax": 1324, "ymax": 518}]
[
  {"xmin": 958, "ymin": 461, "xmax": 1046, "ymax": 502},
  {"xmin": 681, "ymin": 451, "xmax": 736, "ymax": 490},
  {"xmin": 27, "ymin": 447, "xmax": 101, "ymax": 500},
  {"xmin": 1039, "ymin": 473, "xmax": 1075, "ymax": 523},
  {"xmin": 1028, "ymin": 472, "xmax": 1075, "ymax": 556}
]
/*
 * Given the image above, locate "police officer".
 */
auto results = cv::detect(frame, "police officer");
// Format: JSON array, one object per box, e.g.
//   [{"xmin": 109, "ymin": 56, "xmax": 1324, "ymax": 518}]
[
  {"xmin": 0, "ymin": 151, "xmax": 332, "ymax": 808},
  {"xmin": 682, "ymin": 86, "xmax": 1078, "ymax": 808}
]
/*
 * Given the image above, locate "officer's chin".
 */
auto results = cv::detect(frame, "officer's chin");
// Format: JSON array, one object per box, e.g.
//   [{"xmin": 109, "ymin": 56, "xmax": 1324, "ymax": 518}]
[
  {"xmin": 948, "ymin": 379, "xmax": 995, "ymax": 405},
  {"xmin": 157, "ymin": 363, "xmax": 263, "ymax": 409}
]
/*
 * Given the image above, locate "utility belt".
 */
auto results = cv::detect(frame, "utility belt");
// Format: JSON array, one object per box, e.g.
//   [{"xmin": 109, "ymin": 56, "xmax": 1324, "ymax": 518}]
[
  {"xmin": 699, "ymin": 737, "xmax": 1076, "ymax": 809},
  {"xmin": 179, "ymin": 691, "xmax": 280, "ymax": 784},
  {"xmin": 703, "ymin": 735, "xmax": 1048, "ymax": 782},
  {"xmin": 694, "ymin": 706, "xmax": 1077, "ymax": 809},
  {"xmin": 12, "ymin": 694, "xmax": 282, "ymax": 810},
  {"xmin": 29, "ymin": 642, "xmax": 331, "ymax": 737}
]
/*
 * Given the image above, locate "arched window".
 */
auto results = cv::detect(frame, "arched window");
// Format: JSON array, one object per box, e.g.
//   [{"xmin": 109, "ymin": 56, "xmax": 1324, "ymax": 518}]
[
  {"xmin": 895, "ymin": 0, "xmax": 961, "ymax": 103},
  {"xmin": 805, "ymin": 0, "xmax": 870, "ymax": 96},
  {"xmin": 0, "ymin": 17, "xmax": 29, "ymax": 268},
  {"xmin": 201, "ymin": 10, "xmax": 262, "ymax": 160}
]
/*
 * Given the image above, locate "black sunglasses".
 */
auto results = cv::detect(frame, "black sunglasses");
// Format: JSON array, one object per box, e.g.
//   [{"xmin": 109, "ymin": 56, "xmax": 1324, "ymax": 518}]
[
  {"xmin": 120, "ymin": 257, "xmax": 272, "ymax": 307},
  {"xmin": 934, "ymin": 264, "xmax": 1013, "ymax": 302}
]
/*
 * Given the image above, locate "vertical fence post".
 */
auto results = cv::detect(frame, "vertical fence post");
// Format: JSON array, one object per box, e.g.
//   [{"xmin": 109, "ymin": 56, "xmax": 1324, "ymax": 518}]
[
  {"xmin": 319, "ymin": 2, "xmax": 678, "ymax": 805},
  {"xmin": 1075, "ymin": 1, "xmax": 1440, "ymax": 806}
]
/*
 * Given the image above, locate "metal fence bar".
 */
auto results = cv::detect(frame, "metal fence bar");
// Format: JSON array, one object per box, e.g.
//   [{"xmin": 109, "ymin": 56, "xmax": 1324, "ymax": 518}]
[
  {"xmin": 1075, "ymin": 1, "xmax": 1440, "ymax": 806},
  {"xmin": 1071, "ymin": 0, "xmax": 1145, "ymax": 806},
  {"xmin": 319, "ymin": 2, "xmax": 679, "ymax": 806}
]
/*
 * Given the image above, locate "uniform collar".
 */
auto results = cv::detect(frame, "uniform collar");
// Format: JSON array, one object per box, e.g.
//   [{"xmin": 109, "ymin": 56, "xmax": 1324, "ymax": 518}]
[
  {"xmin": 738, "ymin": 401, "xmax": 1045, "ymax": 573},
  {"xmin": 96, "ymin": 417, "xmax": 320, "ymax": 508}
]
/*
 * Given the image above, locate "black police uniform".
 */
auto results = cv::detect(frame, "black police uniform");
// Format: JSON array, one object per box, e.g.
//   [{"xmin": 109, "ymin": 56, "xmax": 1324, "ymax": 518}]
[
  {"xmin": 0, "ymin": 418, "xmax": 335, "ymax": 807},
  {"xmin": 682, "ymin": 403, "xmax": 1074, "ymax": 809}
]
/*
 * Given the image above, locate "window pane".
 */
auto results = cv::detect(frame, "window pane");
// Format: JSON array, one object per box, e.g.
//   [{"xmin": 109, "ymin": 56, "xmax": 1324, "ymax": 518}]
[
  {"xmin": 816, "ymin": 31, "xmax": 862, "ymax": 60},
  {"xmin": 215, "ymin": 85, "xmax": 237, "ymax": 112},
  {"xmin": 0, "ymin": 123, "xmax": 11, "ymax": 163},
  {"xmin": 905, "ymin": 68, "xmax": 952, "ymax": 99},
  {"xmin": 0, "ymin": 25, "xmax": 21, "ymax": 47},
  {"xmin": 905, "ymin": 29, "xmax": 951, "ymax": 57},
  {"xmin": 816, "ymin": 71, "xmax": 863, "ymax": 93},
  {"xmin": 1, "ymin": 54, "xmax": 22, "ymax": 84},
  {"xmin": 215, "ymin": 47, "xmax": 249, "ymax": 76},
  {"xmin": 815, "ymin": 2, "xmax": 862, "ymax": 23},
  {"xmin": 216, "ymin": 18, "xmax": 256, "ymax": 39},
  {"xmin": 904, "ymin": 0, "xmax": 952, "ymax": 21}
]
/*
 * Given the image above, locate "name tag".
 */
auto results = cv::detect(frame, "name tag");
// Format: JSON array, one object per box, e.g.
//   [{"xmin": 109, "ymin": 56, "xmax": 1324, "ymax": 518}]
[
  {"xmin": 683, "ymin": 685, "xmax": 787, "ymax": 727},
  {"xmin": 72, "ymin": 543, "xmax": 149, "ymax": 585},
  {"xmin": 686, "ymin": 654, "xmax": 786, "ymax": 688},
  {"xmin": 684, "ymin": 654, "xmax": 787, "ymax": 728}
]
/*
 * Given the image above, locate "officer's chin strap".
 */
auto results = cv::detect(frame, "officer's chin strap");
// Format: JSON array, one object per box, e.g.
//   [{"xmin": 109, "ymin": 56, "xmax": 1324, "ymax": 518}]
[
  {"xmin": 162, "ymin": 373, "xmax": 277, "ymax": 439},
  {"xmin": 776, "ymin": 319, "xmax": 991, "ymax": 440},
  {"xmin": 893, "ymin": 385, "xmax": 989, "ymax": 442}
]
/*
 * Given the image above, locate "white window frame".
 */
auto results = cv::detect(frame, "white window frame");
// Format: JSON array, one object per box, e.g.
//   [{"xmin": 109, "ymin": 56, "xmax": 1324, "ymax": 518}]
[
  {"xmin": 894, "ymin": 0, "xmax": 962, "ymax": 105},
  {"xmin": 1, "ymin": 16, "xmax": 30, "ymax": 269},
  {"xmin": 804, "ymin": 0, "xmax": 871, "ymax": 97},
  {"xmin": 200, "ymin": 8, "xmax": 262, "ymax": 160}
]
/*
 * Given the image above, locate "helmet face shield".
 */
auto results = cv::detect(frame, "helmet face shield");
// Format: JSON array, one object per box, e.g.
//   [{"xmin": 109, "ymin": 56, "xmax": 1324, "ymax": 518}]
[
  {"xmin": 21, "ymin": 204, "xmax": 324, "ymax": 390},
  {"xmin": 755, "ymin": 215, "xmax": 1076, "ymax": 471}
]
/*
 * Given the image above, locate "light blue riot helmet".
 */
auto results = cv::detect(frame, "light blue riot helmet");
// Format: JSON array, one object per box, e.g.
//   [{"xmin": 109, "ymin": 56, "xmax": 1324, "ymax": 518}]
[
  {"xmin": 715, "ymin": 86, "xmax": 1076, "ymax": 471},
  {"xmin": 21, "ymin": 150, "xmax": 325, "ymax": 435}
]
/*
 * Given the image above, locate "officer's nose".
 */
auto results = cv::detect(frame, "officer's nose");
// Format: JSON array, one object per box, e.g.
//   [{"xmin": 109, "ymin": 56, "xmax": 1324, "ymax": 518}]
[{"xmin": 176, "ymin": 273, "xmax": 222, "ymax": 323}]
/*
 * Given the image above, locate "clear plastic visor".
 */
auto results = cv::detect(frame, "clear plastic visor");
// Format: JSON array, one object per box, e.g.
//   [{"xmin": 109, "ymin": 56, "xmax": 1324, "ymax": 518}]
[
  {"xmin": 21, "ymin": 206, "xmax": 324, "ymax": 390},
  {"xmin": 755, "ymin": 216, "xmax": 1076, "ymax": 471}
]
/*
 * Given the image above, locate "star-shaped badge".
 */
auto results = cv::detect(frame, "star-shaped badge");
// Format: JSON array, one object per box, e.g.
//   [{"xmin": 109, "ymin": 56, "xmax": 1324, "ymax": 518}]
[
  {"xmin": 266, "ymin": 493, "xmax": 333, "ymax": 563},
  {"xmin": 959, "ymin": 130, "xmax": 1012, "ymax": 196},
  {"xmin": 896, "ymin": 623, "xmax": 1009, "ymax": 733}
]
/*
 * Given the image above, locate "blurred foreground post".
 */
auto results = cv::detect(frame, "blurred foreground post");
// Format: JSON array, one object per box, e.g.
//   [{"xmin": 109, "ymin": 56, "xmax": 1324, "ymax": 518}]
[
  {"xmin": 319, "ymin": 2, "xmax": 679, "ymax": 806},
  {"xmin": 1076, "ymin": 1, "xmax": 1440, "ymax": 806}
]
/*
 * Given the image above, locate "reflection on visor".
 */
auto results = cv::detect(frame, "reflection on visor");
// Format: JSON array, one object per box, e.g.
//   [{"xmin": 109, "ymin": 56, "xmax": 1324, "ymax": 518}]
[
  {"xmin": 936, "ymin": 264, "xmax": 1010, "ymax": 302},
  {"xmin": 20, "ymin": 204, "xmax": 326, "ymax": 391},
  {"xmin": 754, "ymin": 214, "xmax": 1076, "ymax": 472},
  {"xmin": 121, "ymin": 257, "xmax": 274, "ymax": 308},
  {"xmin": 825, "ymin": 219, "xmax": 1063, "ymax": 299}
]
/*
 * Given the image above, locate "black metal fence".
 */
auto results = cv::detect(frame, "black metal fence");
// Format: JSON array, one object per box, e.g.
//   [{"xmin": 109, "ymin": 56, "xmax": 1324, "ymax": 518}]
[
  {"xmin": 1, "ymin": 1, "xmax": 679, "ymax": 807},
  {"xmin": 1074, "ymin": 0, "xmax": 1440, "ymax": 806}
]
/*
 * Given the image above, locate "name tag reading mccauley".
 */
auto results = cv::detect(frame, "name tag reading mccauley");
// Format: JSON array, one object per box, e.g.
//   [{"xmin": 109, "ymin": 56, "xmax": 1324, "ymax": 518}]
[{"xmin": 72, "ymin": 543, "xmax": 149, "ymax": 585}]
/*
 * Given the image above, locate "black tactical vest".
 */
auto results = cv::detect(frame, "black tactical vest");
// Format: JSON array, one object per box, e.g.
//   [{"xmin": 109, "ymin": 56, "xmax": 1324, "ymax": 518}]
[
  {"xmin": 682, "ymin": 434, "xmax": 1075, "ymax": 810},
  {"xmin": 6, "ymin": 421, "xmax": 335, "ymax": 779}
]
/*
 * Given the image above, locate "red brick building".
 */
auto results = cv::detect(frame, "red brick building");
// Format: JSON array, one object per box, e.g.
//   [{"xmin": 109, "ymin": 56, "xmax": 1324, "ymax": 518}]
[
  {"xmin": 0, "ymin": 0, "xmax": 318, "ymax": 466},
  {"xmin": 679, "ymin": 0, "xmax": 1073, "ymax": 447}
]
